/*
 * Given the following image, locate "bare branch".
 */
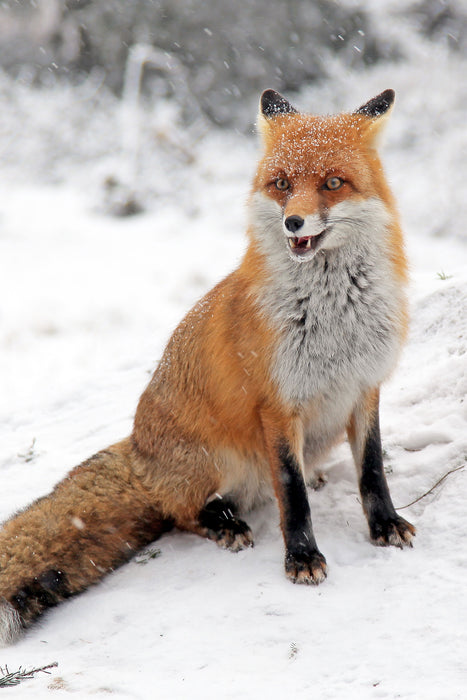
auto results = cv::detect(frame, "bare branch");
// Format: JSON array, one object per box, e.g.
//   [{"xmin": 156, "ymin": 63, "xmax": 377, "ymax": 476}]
[
  {"xmin": 0, "ymin": 662, "xmax": 58, "ymax": 687},
  {"xmin": 396, "ymin": 465, "xmax": 465, "ymax": 510}
]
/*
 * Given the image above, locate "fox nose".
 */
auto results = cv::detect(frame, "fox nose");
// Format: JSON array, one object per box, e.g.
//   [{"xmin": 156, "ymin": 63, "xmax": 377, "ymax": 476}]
[{"xmin": 284, "ymin": 215, "xmax": 304, "ymax": 233}]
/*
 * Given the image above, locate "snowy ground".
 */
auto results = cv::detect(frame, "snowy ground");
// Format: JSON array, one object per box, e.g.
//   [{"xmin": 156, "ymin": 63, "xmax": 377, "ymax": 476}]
[{"xmin": 1, "ymin": 25, "xmax": 467, "ymax": 700}]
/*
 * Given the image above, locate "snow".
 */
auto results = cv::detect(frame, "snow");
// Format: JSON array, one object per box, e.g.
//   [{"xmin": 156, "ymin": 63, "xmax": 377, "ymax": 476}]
[{"xmin": 1, "ymin": 24, "xmax": 467, "ymax": 700}]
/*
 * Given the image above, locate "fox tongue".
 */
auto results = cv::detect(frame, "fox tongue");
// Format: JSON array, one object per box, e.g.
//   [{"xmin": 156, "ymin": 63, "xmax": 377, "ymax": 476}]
[
  {"xmin": 288, "ymin": 231, "xmax": 325, "ymax": 256},
  {"xmin": 295, "ymin": 235, "xmax": 319, "ymax": 250}
]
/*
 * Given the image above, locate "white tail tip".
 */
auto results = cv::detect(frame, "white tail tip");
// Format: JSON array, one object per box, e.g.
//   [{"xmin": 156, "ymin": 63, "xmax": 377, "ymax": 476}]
[{"xmin": 0, "ymin": 598, "xmax": 22, "ymax": 646}]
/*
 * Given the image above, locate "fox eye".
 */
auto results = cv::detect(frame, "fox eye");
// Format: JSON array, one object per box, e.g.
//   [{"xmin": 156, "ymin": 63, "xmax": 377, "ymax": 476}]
[
  {"xmin": 275, "ymin": 177, "xmax": 290, "ymax": 191},
  {"xmin": 324, "ymin": 176, "xmax": 344, "ymax": 190}
]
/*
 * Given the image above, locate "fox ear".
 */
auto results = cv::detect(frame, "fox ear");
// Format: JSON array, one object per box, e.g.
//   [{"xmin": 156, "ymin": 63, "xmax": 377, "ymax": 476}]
[
  {"xmin": 257, "ymin": 89, "xmax": 298, "ymax": 144},
  {"xmin": 260, "ymin": 89, "xmax": 298, "ymax": 119},
  {"xmin": 354, "ymin": 89, "xmax": 395, "ymax": 148},
  {"xmin": 354, "ymin": 89, "xmax": 395, "ymax": 118}
]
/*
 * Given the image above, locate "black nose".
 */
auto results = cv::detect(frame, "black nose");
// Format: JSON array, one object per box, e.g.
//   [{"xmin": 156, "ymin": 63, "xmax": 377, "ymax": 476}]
[{"xmin": 285, "ymin": 215, "xmax": 304, "ymax": 233}]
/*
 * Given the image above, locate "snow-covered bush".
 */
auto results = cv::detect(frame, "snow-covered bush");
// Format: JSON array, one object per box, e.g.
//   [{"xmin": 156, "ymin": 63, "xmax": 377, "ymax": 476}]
[{"xmin": 2, "ymin": 0, "xmax": 466, "ymax": 129}]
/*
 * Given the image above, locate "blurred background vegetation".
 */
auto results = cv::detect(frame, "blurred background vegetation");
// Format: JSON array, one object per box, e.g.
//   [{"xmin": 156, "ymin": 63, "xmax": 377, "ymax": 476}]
[
  {"xmin": 0, "ymin": 0, "xmax": 465, "ymax": 221},
  {"xmin": 1, "ymin": 0, "xmax": 465, "ymax": 128}
]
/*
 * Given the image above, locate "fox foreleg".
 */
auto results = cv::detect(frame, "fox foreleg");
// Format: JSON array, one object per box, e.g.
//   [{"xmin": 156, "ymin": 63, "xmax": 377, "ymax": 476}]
[
  {"xmin": 268, "ymin": 432, "xmax": 327, "ymax": 585},
  {"xmin": 348, "ymin": 389, "xmax": 415, "ymax": 547}
]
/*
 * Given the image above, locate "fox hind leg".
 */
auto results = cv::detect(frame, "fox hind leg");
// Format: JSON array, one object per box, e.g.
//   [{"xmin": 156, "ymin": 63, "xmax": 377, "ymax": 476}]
[
  {"xmin": 199, "ymin": 497, "xmax": 254, "ymax": 551},
  {"xmin": 180, "ymin": 496, "xmax": 254, "ymax": 552},
  {"xmin": 348, "ymin": 390, "xmax": 415, "ymax": 547}
]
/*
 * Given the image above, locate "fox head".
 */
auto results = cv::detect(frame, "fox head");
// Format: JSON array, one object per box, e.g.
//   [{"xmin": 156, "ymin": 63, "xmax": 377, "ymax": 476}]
[{"xmin": 250, "ymin": 89, "xmax": 397, "ymax": 264}]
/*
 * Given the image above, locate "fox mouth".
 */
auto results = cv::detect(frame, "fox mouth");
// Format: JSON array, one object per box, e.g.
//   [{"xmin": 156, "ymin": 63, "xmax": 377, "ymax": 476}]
[{"xmin": 287, "ymin": 231, "xmax": 325, "ymax": 258}]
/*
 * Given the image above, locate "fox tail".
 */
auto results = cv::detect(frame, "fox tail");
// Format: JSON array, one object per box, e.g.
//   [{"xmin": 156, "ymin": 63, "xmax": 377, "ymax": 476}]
[{"xmin": 0, "ymin": 438, "xmax": 169, "ymax": 644}]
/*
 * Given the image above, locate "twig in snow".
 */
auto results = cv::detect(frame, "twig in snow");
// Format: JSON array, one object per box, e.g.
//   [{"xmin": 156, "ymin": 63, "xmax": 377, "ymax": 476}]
[
  {"xmin": 0, "ymin": 662, "xmax": 58, "ymax": 687},
  {"xmin": 134, "ymin": 546, "xmax": 161, "ymax": 565},
  {"xmin": 396, "ymin": 465, "xmax": 465, "ymax": 510},
  {"xmin": 17, "ymin": 438, "xmax": 37, "ymax": 463},
  {"xmin": 288, "ymin": 642, "xmax": 299, "ymax": 659}
]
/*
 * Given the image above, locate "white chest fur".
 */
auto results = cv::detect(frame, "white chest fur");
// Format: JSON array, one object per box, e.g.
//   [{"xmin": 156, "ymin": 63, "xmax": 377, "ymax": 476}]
[{"xmin": 251, "ymin": 195, "xmax": 406, "ymax": 409}]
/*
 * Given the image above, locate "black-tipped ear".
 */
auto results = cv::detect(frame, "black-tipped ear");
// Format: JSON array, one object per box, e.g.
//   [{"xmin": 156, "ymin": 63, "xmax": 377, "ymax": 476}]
[
  {"xmin": 355, "ymin": 89, "xmax": 395, "ymax": 118},
  {"xmin": 260, "ymin": 89, "xmax": 298, "ymax": 118}
]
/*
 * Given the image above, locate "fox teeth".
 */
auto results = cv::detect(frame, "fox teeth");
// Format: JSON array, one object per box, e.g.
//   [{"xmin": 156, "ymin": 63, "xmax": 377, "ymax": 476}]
[{"xmin": 289, "ymin": 237, "xmax": 312, "ymax": 249}]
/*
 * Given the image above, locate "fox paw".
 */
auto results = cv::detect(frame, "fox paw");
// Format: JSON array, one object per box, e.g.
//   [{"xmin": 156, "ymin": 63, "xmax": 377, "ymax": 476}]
[
  {"xmin": 211, "ymin": 520, "xmax": 254, "ymax": 552},
  {"xmin": 285, "ymin": 550, "xmax": 327, "ymax": 585},
  {"xmin": 370, "ymin": 514, "xmax": 416, "ymax": 548},
  {"xmin": 198, "ymin": 498, "xmax": 254, "ymax": 552}
]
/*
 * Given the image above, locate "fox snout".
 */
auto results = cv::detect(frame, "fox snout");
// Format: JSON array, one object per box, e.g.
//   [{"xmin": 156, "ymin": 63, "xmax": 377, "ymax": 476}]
[
  {"xmin": 284, "ymin": 215, "xmax": 305, "ymax": 233},
  {"xmin": 283, "ymin": 212, "xmax": 326, "ymax": 259}
]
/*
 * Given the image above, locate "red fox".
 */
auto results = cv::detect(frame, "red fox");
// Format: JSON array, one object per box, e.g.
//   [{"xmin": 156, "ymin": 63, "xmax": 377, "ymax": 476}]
[{"xmin": 0, "ymin": 89, "xmax": 415, "ymax": 644}]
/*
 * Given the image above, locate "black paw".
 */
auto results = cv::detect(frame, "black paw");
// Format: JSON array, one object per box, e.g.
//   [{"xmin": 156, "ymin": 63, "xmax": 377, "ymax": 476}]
[
  {"xmin": 209, "ymin": 518, "xmax": 254, "ymax": 552},
  {"xmin": 370, "ymin": 514, "xmax": 416, "ymax": 548},
  {"xmin": 199, "ymin": 499, "xmax": 254, "ymax": 552},
  {"xmin": 285, "ymin": 549, "xmax": 327, "ymax": 585}
]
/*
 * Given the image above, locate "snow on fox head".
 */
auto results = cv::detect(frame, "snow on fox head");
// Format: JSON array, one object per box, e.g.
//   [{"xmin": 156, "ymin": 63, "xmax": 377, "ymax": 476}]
[{"xmin": 249, "ymin": 88, "xmax": 397, "ymax": 264}]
